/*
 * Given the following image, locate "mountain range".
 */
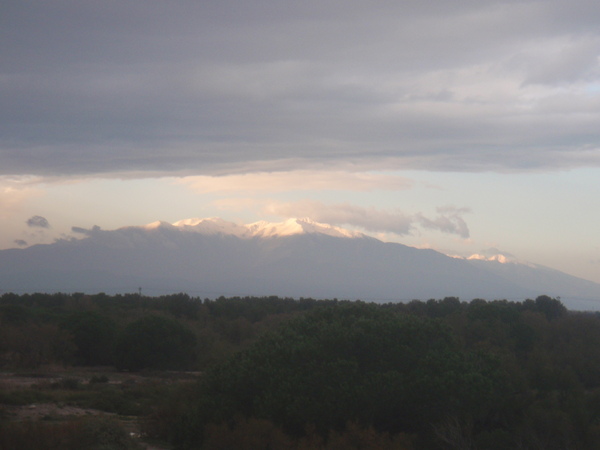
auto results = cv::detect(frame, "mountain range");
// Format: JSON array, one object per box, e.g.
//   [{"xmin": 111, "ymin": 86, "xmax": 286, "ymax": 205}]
[{"xmin": 2, "ymin": 217, "xmax": 600, "ymax": 310}]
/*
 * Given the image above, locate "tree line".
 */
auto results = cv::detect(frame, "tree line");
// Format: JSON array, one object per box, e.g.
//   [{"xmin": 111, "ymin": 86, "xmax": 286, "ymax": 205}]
[
  {"xmin": 0, "ymin": 292, "xmax": 315, "ymax": 370},
  {"xmin": 2, "ymin": 293, "xmax": 600, "ymax": 448}
]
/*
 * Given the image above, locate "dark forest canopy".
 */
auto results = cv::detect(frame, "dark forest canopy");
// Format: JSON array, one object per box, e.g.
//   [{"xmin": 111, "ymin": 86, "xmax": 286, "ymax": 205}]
[{"xmin": 2, "ymin": 293, "xmax": 600, "ymax": 449}]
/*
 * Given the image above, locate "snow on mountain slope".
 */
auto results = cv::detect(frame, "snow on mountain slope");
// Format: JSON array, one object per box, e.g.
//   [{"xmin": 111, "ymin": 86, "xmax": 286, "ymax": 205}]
[
  {"xmin": 144, "ymin": 217, "xmax": 366, "ymax": 239},
  {"xmin": 246, "ymin": 218, "xmax": 365, "ymax": 238},
  {"xmin": 465, "ymin": 258, "xmax": 600, "ymax": 310},
  {"xmin": 171, "ymin": 217, "xmax": 249, "ymax": 237}
]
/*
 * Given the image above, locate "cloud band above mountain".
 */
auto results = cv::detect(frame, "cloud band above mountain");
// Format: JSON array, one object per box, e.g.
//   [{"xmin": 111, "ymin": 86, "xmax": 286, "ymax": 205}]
[{"xmin": 265, "ymin": 200, "xmax": 471, "ymax": 238}]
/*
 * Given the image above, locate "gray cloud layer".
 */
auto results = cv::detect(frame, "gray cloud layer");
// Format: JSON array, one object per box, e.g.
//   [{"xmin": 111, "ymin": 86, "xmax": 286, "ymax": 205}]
[
  {"xmin": 3, "ymin": 1, "xmax": 600, "ymax": 176},
  {"xmin": 71, "ymin": 225, "xmax": 101, "ymax": 236}
]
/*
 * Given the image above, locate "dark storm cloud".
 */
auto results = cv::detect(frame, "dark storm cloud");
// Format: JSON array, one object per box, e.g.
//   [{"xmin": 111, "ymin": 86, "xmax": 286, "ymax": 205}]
[
  {"xmin": 2, "ymin": 0, "xmax": 600, "ymax": 177},
  {"xmin": 26, "ymin": 215, "xmax": 50, "ymax": 228}
]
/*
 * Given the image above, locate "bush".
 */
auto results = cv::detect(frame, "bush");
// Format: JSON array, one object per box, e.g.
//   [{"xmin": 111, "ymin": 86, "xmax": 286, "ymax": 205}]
[
  {"xmin": 61, "ymin": 311, "xmax": 117, "ymax": 366},
  {"xmin": 89, "ymin": 375, "xmax": 109, "ymax": 384},
  {"xmin": 52, "ymin": 378, "xmax": 80, "ymax": 390},
  {"xmin": 115, "ymin": 315, "xmax": 197, "ymax": 371}
]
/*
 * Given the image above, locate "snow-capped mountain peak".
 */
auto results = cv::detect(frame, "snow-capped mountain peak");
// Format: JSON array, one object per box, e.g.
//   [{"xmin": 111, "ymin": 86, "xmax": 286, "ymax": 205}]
[
  {"xmin": 142, "ymin": 220, "xmax": 175, "ymax": 230},
  {"xmin": 463, "ymin": 248, "xmax": 536, "ymax": 267},
  {"xmin": 143, "ymin": 217, "xmax": 365, "ymax": 239},
  {"xmin": 171, "ymin": 217, "xmax": 249, "ymax": 237},
  {"xmin": 467, "ymin": 253, "xmax": 514, "ymax": 264},
  {"xmin": 247, "ymin": 218, "xmax": 364, "ymax": 239}
]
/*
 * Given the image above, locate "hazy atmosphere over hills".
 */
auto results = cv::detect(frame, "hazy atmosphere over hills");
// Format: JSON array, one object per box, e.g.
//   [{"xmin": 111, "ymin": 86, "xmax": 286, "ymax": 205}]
[
  {"xmin": 2, "ymin": 1, "xmax": 600, "ymax": 289},
  {"xmin": 2, "ymin": 218, "xmax": 599, "ymax": 311}
]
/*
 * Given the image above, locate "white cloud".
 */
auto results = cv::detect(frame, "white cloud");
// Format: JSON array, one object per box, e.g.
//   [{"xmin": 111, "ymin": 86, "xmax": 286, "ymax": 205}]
[
  {"xmin": 0, "ymin": 177, "xmax": 43, "ymax": 218},
  {"xmin": 263, "ymin": 200, "xmax": 470, "ymax": 238}
]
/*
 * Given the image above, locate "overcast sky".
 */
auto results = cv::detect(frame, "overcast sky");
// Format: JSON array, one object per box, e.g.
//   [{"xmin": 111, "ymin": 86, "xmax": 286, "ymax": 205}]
[{"xmin": 2, "ymin": 0, "xmax": 600, "ymax": 285}]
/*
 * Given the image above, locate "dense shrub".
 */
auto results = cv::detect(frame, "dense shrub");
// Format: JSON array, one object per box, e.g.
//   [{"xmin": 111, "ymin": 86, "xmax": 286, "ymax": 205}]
[
  {"xmin": 0, "ymin": 417, "xmax": 140, "ymax": 450},
  {"xmin": 60, "ymin": 311, "xmax": 117, "ymax": 366},
  {"xmin": 114, "ymin": 315, "xmax": 197, "ymax": 371}
]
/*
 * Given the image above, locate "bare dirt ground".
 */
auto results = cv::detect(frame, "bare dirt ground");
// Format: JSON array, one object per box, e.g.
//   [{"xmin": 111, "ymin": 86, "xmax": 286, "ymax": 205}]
[{"xmin": 6, "ymin": 402, "xmax": 108, "ymax": 421}]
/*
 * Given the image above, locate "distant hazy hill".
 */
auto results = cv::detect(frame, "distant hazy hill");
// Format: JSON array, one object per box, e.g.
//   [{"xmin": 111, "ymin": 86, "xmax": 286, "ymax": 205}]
[{"xmin": 2, "ymin": 217, "xmax": 599, "ymax": 310}]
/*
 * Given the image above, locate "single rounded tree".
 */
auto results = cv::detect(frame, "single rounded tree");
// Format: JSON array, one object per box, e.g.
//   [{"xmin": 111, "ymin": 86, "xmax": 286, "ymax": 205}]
[
  {"xmin": 61, "ymin": 311, "xmax": 117, "ymax": 366},
  {"xmin": 115, "ymin": 315, "xmax": 197, "ymax": 371}
]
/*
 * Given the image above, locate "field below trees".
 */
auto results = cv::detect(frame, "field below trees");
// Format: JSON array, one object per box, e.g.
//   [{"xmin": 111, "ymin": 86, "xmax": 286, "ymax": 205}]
[
  {"xmin": 2, "ymin": 292, "xmax": 600, "ymax": 449},
  {"xmin": 0, "ymin": 365, "xmax": 203, "ymax": 449}
]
